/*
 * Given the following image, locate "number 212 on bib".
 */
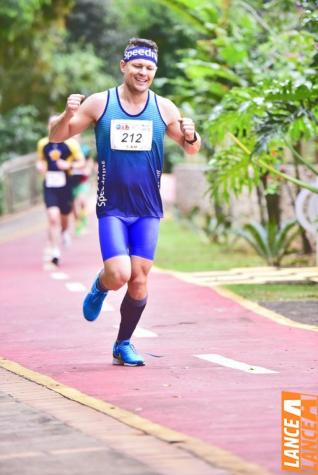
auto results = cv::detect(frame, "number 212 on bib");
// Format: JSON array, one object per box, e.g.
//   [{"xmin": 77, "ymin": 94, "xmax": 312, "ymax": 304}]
[{"xmin": 110, "ymin": 120, "xmax": 153, "ymax": 151}]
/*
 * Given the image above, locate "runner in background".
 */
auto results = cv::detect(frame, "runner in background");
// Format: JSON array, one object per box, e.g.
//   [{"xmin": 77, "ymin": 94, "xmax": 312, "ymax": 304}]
[
  {"xmin": 70, "ymin": 134, "xmax": 95, "ymax": 236},
  {"xmin": 36, "ymin": 116, "xmax": 85, "ymax": 266}
]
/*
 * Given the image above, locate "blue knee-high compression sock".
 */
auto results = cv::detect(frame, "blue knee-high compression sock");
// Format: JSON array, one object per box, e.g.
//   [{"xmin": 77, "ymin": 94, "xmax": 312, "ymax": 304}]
[{"xmin": 117, "ymin": 292, "xmax": 147, "ymax": 342}]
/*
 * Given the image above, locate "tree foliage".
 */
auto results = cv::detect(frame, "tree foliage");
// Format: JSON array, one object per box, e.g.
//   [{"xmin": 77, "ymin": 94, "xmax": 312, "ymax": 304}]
[
  {"xmin": 65, "ymin": 0, "xmax": 130, "ymax": 79},
  {"xmin": 0, "ymin": 0, "xmax": 114, "ymax": 117},
  {"xmin": 160, "ymin": 0, "xmax": 318, "ymax": 199},
  {"xmin": 0, "ymin": 1, "xmax": 74, "ymax": 113},
  {"xmin": 0, "ymin": 0, "xmax": 118, "ymax": 163},
  {"xmin": 0, "ymin": 106, "xmax": 46, "ymax": 164}
]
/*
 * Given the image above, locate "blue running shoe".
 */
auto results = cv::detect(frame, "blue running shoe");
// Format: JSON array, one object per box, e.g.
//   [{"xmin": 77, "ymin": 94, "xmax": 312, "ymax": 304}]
[
  {"xmin": 83, "ymin": 275, "xmax": 108, "ymax": 322},
  {"xmin": 112, "ymin": 340, "xmax": 145, "ymax": 366}
]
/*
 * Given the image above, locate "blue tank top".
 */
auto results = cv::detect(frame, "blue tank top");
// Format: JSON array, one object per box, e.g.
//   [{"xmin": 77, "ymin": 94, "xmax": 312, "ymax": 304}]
[{"xmin": 94, "ymin": 87, "xmax": 167, "ymax": 218}]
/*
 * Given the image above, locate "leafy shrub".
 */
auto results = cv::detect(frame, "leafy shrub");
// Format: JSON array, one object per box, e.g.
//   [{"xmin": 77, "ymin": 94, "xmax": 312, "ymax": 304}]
[{"xmin": 237, "ymin": 220, "xmax": 300, "ymax": 267}]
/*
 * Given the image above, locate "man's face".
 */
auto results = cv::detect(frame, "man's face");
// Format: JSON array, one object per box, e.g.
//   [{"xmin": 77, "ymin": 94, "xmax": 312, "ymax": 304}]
[{"xmin": 120, "ymin": 59, "xmax": 157, "ymax": 93}]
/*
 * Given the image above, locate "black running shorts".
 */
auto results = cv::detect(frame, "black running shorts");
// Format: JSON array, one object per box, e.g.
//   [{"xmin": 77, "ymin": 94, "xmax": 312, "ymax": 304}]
[{"xmin": 43, "ymin": 184, "xmax": 74, "ymax": 215}]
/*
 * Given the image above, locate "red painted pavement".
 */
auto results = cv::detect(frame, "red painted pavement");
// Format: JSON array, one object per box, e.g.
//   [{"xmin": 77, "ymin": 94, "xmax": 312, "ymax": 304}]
[{"xmin": 1, "ymin": 213, "xmax": 318, "ymax": 474}]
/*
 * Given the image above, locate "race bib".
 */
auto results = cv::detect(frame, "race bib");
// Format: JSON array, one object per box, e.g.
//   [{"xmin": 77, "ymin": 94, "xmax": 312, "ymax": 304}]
[
  {"xmin": 110, "ymin": 120, "xmax": 153, "ymax": 151},
  {"xmin": 45, "ymin": 171, "xmax": 66, "ymax": 188}
]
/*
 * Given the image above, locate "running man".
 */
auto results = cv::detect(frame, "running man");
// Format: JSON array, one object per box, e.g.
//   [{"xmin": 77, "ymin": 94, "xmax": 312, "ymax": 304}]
[
  {"xmin": 49, "ymin": 38, "xmax": 201, "ymax": 365},
  {"xmin": 37, "ymin": 116, "xmax": 85, "ymax": 266}
]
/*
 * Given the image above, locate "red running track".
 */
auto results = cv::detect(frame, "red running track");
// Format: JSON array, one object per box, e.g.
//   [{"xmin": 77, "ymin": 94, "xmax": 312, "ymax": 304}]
[{"xmin": 1, "ymin": 214, "xmax": 317, "ymax": 474}]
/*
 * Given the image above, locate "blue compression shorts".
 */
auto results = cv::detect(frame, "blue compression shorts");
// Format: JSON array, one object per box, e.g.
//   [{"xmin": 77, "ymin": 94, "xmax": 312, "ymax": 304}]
[{"xmin": 98, "ymin": 216, "xmax": 160, "ymax": 261}]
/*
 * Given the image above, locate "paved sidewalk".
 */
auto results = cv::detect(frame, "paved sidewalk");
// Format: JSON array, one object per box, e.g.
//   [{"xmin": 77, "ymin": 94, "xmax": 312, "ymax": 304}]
[{"xmin": 0, "ymin": 368, "xmax": 226, "ymax": 475}]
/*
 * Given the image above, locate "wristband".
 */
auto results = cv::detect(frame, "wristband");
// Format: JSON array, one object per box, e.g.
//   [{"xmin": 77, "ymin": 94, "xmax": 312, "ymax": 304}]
[{"xmin": 185, "ymin": 132, "xmax": 198, "ymax": 145}]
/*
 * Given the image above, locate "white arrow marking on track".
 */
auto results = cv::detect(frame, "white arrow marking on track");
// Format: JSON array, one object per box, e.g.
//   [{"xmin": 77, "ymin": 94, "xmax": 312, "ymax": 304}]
[{"xmin": 194, "ymin": 354, "xmax": 278, "ymax": 374}]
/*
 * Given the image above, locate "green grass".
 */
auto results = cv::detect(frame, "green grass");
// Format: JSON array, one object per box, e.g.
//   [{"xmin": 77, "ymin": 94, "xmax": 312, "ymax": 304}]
[
  {"xmin": 156, "ymin": 217, "xmax": 318, "ymax": 302},
  {"xmin": 225, "ymin": 283, "xmax": 318, "ymax": 301},
  {"xmin": 156, "ymin": 217, "xmax": 263, "ymax": 272}
]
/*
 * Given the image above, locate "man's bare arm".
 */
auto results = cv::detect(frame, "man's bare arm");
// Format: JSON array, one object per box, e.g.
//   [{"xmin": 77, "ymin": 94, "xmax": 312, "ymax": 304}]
[
  {"xmin": 49, "ymin": 93, "xmax": 103, "ymax": 142},
  {"xmin": 157, "ymin": 97, "xmax": 201, "ymax": 155}
]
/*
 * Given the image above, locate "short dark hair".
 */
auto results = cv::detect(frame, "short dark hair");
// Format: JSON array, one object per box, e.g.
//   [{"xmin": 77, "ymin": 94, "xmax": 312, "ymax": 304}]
[{"xmin": 124, "ymin": 38, "xmax": 158, "ymax": 55}]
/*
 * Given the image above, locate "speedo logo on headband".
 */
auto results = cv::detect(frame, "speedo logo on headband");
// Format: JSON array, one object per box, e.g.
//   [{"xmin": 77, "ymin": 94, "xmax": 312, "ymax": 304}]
[{"xmin": 123, "ymin": 47, "xmax": 158, "ymax": 65}]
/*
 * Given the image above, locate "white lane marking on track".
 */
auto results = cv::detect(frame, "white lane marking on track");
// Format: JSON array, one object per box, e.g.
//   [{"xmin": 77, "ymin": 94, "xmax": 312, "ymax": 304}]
[
  {"xmin": 65, "ymin": 282, "xmax": 87, "ymax": 292},
  {"xmin": 50, "ymin": 272, "xmax": 69, "ymax": 280},
  {"xmin": 102, "ymin": 301, "xmax": 115, "ymax": 311},
  {"xmin": 51, "ymin": 447, "xmax": 106, "ymax": 455},
  {"xmin": 112, "ymin": 324, "xmax": 158, "ymax": 338},
  {"xmin": 194, "ymin": 354, "xmax": 278, "ymax": 374},
  {"xmin": 0, "ymin": 452, "xmax": 43, "ymax": 461}
]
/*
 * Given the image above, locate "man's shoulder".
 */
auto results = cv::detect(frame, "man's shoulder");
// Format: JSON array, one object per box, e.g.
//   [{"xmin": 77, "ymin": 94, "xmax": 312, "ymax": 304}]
[
  {"xmin": 155, "ymin": 94, "xmax": 175, "ymax": 109},
  {"xmin": 82, "ymin": 90, "xmax": 110, "ymax": 121},
  {"xmin": 86, "ymin": 90, "xmax": 110, "ymax": 105},
  {"xmin": 155, "ymin": 95, "xmax": 179, "ymax": 125}
]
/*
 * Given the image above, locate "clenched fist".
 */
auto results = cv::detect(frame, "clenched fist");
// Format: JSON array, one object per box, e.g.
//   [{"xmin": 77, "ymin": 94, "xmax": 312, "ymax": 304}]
[
  {"xmin": 66, "ymin": 94, "xmax": 85, "ymax": 116},
  {"xmin": 178, "ymin": 117, "xmax": 196, "ymax": 142}
]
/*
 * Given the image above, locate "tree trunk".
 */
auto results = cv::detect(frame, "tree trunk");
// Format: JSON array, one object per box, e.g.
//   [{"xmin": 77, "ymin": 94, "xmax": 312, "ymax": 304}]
[
  {"xmin": 293, "ymin": 142, "xmax": 312, "ymax": 254},
  {"xmin": 256, "ymin": 184, "xmax": 266, "ymax": 226},
  {"xmin": 261, "ymin": 174, "xmax": 281, "ymax": 226}
]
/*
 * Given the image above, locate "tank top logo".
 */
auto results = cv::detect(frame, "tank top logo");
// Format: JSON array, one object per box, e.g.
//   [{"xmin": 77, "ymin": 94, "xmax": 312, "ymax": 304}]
[{"xmin": 97, "ymin": 160, "xmax": 107, "ymax": 207}]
